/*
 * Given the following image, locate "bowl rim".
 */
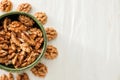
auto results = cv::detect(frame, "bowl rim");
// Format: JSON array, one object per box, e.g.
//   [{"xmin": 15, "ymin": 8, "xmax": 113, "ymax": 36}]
[{"xmin": 0, "ymin": 11, "xmax": 47, "ymax": 72}]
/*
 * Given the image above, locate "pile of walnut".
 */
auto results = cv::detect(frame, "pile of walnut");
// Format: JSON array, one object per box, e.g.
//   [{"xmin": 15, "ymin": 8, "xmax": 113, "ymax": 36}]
[
  {"xmin": 0, "ymin": 0, "xmax": 59, "ymax": 79},
  {"xmin": 0, "ymin": 15, "xmax": 44, "ymax": 68}
]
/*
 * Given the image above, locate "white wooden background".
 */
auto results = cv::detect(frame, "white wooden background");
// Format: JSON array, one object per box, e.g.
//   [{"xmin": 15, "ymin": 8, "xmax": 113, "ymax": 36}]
[{"xmin": 0, "ymin": 0, "xmax": 120, "ymax": 80}]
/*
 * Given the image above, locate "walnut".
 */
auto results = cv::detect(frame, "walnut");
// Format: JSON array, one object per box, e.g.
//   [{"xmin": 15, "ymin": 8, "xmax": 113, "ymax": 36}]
[
  {"xmin": 34, "ymin": 12, "xmax": 47, "ymax": 25},
  {"xmin": 5, "ymin": 31, "xmax": 11, "ymax": 39},
  {"xmin": 21, "ymin": 51, "xmax": 39, "ymax": 67},
  {"xmin": 0, "ymin": 73, "xmax": 14, "ymax": 80},
  {"xmin": 29, "ymin": 34, "xmax": 36, "ymax": 40},
  {"xmin": 12, "ymin": 54, "xmax": 18, "ymax": 67},
  {"xmin": 28, "ymin": 28, "xmax": 42, "ymax": 40},
  {"xmin": 16, "ymin": 74, "xmax": 21, "ymax": 80},
  {"xmin": 0, "ymin": 56, "xmax": 8, "ymax": 64},
  {"xmin": 8, "ymin": 21, "xmax": 27, "ymax": 32},
  {"xmin": 0, "ymin": 74, "xmax": 8, "ymax": 80},
  {"xmin": 22, "ymin": 73, "xmax": 29, "ymax": 80},
  {"xmin": 19, "ymin": 15, "xmax": 34, "ymax": 27},
  {"xmin": 29, "ymin": 28, "xmax": 42, "ymax": 37},
  {"xmin": 45, "ymin": 45, "xmax": 58, "ymax": 59},
  {"xmin": 17, "ymin": 51, "xmax": 26, "ymax": 66},
  {"xmin": 17, "ymin": 73, "xmax": 29, "ymax": 80},
  {"xmin": 45, "ymin": 27, "xmax": 57, "ymax": 41},
  {"xmin": 0, "ymin": 51, "xmax": 12, "ymax": 65},
  {"xmin": 0, "ymin": 43, "xmax": 8, "ymax": 50},
  {"xmin": 8, "ymin": 52, "xmax": 16, "ymax": 60},
  {"xmin": 0, "ymin": 50, "xmax": 7, "ymax": 57},
  {"xmin": 8, "ymin": 73, "xmax": 14, "ymax": 80},
  {"xmin": 0, "ymin": 30, "xmax": 5, "ymax": 35},
  {"xmin": 21, "ymin": 32, "xmax": 35, "ymax": 45},
  {"xmin": 12, "ymin": 52, "xmax": 26, "ymax": 68},
  {"xmin": 0, "ymin": 0, "xmax": 12, "ymax": 12},
  {"xmin": 0, "ymin": 36, "xmax": 4, "ymax": 41},
  {"xmin": 31, "ymin": 63, "xmax": 48, "ymax": 77},
  {"xmin": 10, "ymin": 43, "xmax": 16, "ymax": 51},
  {"xmin": 17, "ymin": 3, "xmax": 31, "ymax": 13},
  {"xmin": 0, "ymin": 49, "xmax": 15, "ymax": 65},
  {"xmin": 3, "ymin": 18, "xmax": 11, "ymax": 32},
  {"xmin": 11, "ymin": 32, "xmax": 21, "ymax": 46},
  {"xmin": 20, "ymin": 43, "xmax": 32, "ymax": 53},
  {"xmin": 35, "ymin": 37, "xmax": 43, "ymax": 49}
]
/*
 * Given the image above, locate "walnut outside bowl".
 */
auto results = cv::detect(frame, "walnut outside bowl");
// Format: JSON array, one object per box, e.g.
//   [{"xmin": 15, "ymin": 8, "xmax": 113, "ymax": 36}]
[{"xmin": 0, "ymin": 12, "xmax": 47, "ymax": 72}]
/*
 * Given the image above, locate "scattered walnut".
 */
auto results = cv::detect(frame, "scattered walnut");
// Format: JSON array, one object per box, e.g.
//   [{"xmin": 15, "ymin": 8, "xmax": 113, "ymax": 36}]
[
  {"xmin": 45, "ymin": 27, "xmax": 57, "ymax": 41},
  {"xmin": 17, "ymin": 3, "xmax": 31, "ymax": 13},
  {"xmin": 17, "ymin": 73, "xmax": 29, "ymax": 80},
  {"xmin": 45, "ymin": 45, "xmax": 58, "ymax": 59},
  {"xmin": 0, "ymin": 0, "xmax": 12, "ymax": 12},
  {"xmin": 0, "ymin": 74, "xmax": 8, "ymax": 80},
  {"xmin": 19, "ymin": 15, "xmax": 34, "ymax": 27},
  {"xmin": 8, "ymin": 73, "xmax": 14, "ymax": 80},
  {"xmin": 34, "ymin": 12, "xmax": 47, "ymax": 25},
  {"xmin": 31, "ymin": 63, "xmax": 48, "ymax": 77},
  {"xmin": 0, "ymin": 73, "xmax": 14, "ymax": 80}
]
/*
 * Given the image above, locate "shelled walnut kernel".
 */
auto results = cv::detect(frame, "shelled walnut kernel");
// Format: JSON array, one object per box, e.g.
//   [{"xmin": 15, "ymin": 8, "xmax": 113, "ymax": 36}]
[
  {"xmin": 0, "ymin": 73, "xmax": 14, "ymax": 80},
  {"xmin": 17, "ymin": 3, "xmax": 31, "ymax": 13},
  {"xmin": 17, "ymin": 73, "xmax": 29, "ymax": 80},
  {"xmin": 45, "ymin": 27, "xmax": 57, "ymax": 41},
  {"xmin": 19, "ymin": 15, "xmax": 34, "ymax": 27},
  {"xmin": 45, "ymin": 45, "xmax": 58, "ymax": 59},
  {"xmin": 31, "ymin": 63, "xmax": 48, "ymax": 77},
  {"xmin": 34, "ymin": 12, "xmax": 47, "ymax": 25},
  {"xmin": 0, "ymin": 0, "xmax": 12, "ymax": 12}
]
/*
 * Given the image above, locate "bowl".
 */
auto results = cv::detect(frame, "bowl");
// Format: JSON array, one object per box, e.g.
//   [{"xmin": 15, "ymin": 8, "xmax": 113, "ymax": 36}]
[{"xmin": 0, "ymin": 11, "xmax": 47, "ymax": 72}]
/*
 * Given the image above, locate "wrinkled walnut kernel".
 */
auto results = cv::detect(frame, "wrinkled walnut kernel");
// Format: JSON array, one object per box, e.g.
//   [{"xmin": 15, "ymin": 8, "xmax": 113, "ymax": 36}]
[
  {"xmin": 34, "ymin": 12, "xmax": 47, "ymax": 25},
  {"xmin": 19, "ymin": 15, "xmax": 34, "ymax": 27},
  {"xmin": 8, "ymin": 21, "xmax": 28, "ymax": 33},
  {"xmin": 17, "ymin": 3, "xmax": 31, "ymax": 13},
  {"xmin": 8, "ymin": 73, "xmax": 14, "ymax": 80},
  {"xmin": 0, "ymin": 0, "xmax": 12, "ymax": 12},
  {"xmin": 17, "ymin": 73, "xmax": 29, "ymax": 80},
  {"xmin": 45, "ymin": 27, "xmax": 57, "ymax": 41},
  {"xmin": 31, "ymin": 63, "xmax": 48, "ymax": 77},
  {"xmin": 0, "ymin": 73, "xmax": 14, "ymax": 80},
  {"xmin": 45, "ymin": 45, "xmax": 58, "ymax": 59}
]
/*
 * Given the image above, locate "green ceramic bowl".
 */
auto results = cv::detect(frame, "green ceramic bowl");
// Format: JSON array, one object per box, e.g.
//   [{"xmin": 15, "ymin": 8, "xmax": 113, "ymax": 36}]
[{"xmin": 0, "ymin": 11, "xmax": 47, "ymax": 72}]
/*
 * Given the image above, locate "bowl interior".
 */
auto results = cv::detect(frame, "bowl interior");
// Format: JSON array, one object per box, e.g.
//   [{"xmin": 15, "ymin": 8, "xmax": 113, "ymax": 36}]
[{"xmin": 0, "ymin": 11, "xmax": 47, "ymax": 72}]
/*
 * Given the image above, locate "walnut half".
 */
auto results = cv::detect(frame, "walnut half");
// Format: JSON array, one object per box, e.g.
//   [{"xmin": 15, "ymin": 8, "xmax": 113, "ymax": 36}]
[
  {"xmin": 45, "ymin": 45, "xmax": 58, "ymax": 59},
  {"xmin": 34, "ymin": 12, "xmax": 47, "ymax": 25},
  {"xmin": 17, "ymin": 3, "xmax": 31, "ymax": 13},
  {"xmin": 17, "ymin": 73, "xmax": 29, "ymax": 80},
  {"xmin": 45, "ymin": 27, "xmax": 57, "ymax": 41},
  {"xmin": 31, "ymin": 63, "xmax": 48, "ymax": 77},
  {"xmin": 0, "ymin": 0, "xmax": 12, "ymax": 12}
]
